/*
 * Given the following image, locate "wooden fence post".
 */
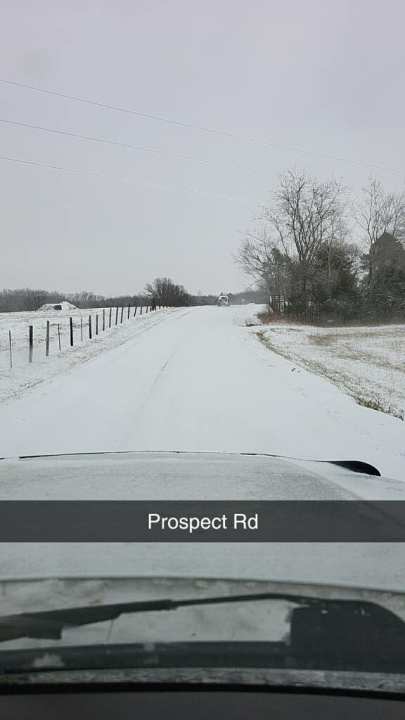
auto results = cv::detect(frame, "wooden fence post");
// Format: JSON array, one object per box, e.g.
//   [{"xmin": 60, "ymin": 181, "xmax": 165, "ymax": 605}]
[
  {"xmin": 8, "ymin": 330, "xmax": 12, "ymax": 369},
  {"xmin": 58, "ymin": 324, "xmax": 61, "ymax": 351},
  {"xmin": 28, "ymin": 325, "xmax": 33, "ymax": 363},
  {"xmin": 109, "ymin": 307, "xmax": 112, "ymax": 328},
  {"xmin": 115, "ymin": 307, "xmax": 118, "ymax": 325},
  {"xmin": 89, "ymin": 315, "xmax": 92, "ymax": 340},
  {"xmin": 127, "ymin": 304, "xmax": 130, "ymax": 319},
  {"xmin": 103, "ymin": 308, "xmax": 105, "ymax": 331},
  {"xmin": 70, "ymin": 317, "xmax": 74, "ymax": 346},
  {"xmin": 45, "ymin": 320, "xmax": 50, "ymax": 357},
  {"xmin": 95, "ymin": 314, "xmax": 99, "ymax": 335},
  {"xmin": 140, "ymin": 305, "xmax": 143, "ymax": 315},
  {"xmin": 134, "ymin": 305, "xmax": 137, "ymax": 316},
  {"xmin": 120, "ymin": 306, "xmax": 124, "ymax": 323}
]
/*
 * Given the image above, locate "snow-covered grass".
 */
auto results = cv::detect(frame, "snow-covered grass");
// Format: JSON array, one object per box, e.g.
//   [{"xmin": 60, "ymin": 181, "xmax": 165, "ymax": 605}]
[
  {"xmin": 256, "ymin": 321, "xmax": 405, "ymax": 421},
  {"xmin": 0, "ymin": 305, "xmax": 174, "ymax": 405}
]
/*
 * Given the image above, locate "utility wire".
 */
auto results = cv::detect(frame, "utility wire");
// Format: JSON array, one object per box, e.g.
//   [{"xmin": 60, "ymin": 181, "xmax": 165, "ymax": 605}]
[
  {"xmin": 0, "ymin": 78, "xmax": 236, "ymax": 135},
  {"xmin": 0, "ymin": 116, "xmax": 258, "ymax": 178},
  {"xmin": 0, "ymin": 78, "xmax": 402, "ymax": 176},
  {"xmin": 0, "ymin": 153, "xmax": 258, "ymax": 206}
]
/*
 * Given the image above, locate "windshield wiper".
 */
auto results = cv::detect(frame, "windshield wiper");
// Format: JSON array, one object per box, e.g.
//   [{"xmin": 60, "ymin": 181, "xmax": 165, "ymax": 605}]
[{"xmin": 0, "ymin": 590, "xmax": 400, "ymax": 643}]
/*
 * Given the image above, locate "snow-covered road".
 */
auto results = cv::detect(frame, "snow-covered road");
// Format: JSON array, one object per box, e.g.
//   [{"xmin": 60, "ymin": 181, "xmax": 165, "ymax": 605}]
[{"xmin": 0, "ymin": 304, "xmax": 404, "ymax": 480}]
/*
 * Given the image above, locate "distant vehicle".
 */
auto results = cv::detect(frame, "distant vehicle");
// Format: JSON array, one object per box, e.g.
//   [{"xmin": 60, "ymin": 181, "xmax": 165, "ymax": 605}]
[{"xmin": 216, "ymin": 293, "xmax": 230, "ymax": 306}]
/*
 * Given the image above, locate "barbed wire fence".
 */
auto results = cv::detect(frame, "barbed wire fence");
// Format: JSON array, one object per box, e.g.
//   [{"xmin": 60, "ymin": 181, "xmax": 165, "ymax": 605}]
[{"xmin": 3, "ymin": 302, "xmax": 167, "ymax": 369}]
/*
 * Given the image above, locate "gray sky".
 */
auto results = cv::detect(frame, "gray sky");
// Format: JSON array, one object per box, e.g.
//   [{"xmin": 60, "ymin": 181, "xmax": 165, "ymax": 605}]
[{"xmin": 1, "ymin": 0, "xmax": 405, "ymax": 296}]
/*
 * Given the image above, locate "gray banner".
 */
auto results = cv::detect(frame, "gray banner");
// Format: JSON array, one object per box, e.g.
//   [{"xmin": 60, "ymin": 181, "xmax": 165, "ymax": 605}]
[{"xmin": 1, "ymin": 501, "xmax": 405, "ymax": 541}]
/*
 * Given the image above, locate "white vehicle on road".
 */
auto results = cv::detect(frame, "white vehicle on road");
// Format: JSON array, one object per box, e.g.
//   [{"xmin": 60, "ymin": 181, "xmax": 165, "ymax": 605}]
[{"xmin": 216, "ymin": 293, "xmax": 230, "ymax": 306}]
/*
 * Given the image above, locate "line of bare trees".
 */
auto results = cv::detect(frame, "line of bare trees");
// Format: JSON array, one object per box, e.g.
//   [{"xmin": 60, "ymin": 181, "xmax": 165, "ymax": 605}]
[
  {"xmin": 237, "ymin": 170, "xmax": 405, "ymax": 322},
  {"xmin": 0, "ymin": 278, "xmax": 193, "ymax": 314}
]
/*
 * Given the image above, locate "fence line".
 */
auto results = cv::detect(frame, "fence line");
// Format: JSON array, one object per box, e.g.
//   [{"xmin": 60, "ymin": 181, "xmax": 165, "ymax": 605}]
[
  {"xmin": 3, "ymin": 303, "xmax": 168, "ymax": 369},
  {"xmin": 28, "ymin": 325, "xmax": 33, "ymax": 363},
  {"xmin": 45, "ymin": 320, "xmax": 50, "ymax": 357}
]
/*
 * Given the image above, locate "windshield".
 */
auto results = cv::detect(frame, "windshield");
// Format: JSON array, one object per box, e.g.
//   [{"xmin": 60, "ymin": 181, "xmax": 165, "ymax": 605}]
[{"xmin": 0, "ymin": 0, "xmax": 404, "ymax": 692}]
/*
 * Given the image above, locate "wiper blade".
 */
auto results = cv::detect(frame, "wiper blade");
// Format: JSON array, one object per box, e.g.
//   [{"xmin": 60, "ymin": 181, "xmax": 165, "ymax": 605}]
[{"xmin": 0, "ymin": 591, "xmax": 392, "ymax": 643}]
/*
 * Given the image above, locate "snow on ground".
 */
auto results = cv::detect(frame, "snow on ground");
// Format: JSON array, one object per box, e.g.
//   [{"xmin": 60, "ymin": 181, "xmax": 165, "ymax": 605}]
[
  {"xmin": 0, "ymin": 305, "xmax": 175, "ymax": 404},
  {"xmin": 255, "ymin": 321, "xmax": 405, "ymax": 421},
  {"xmin": 0, "ymin": 304, "xmax": 403, "ymax": 481}
]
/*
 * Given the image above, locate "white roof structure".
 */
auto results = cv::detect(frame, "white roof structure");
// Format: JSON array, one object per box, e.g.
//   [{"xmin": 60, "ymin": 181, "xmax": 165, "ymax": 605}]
[{"xmin": 38, "ymin": 301, "xmax": 77, "ymax": 312}]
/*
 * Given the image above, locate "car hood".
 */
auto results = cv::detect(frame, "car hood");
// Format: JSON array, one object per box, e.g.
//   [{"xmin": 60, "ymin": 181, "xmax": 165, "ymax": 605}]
[
  {"xmin": 0, "ymin": 451, "xmax": 405, "ymax": 591},
  {"xmin": 0, "ymin": 449, "xmax": 402, "ymax": 501}
]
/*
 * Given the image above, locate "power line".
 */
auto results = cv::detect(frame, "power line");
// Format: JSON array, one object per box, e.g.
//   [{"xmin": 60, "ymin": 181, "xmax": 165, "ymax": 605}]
[
  {"xmin": 0, "ymin": 116, "xmax": 167, "ymax": 153},
  {"xmin": 0, "ymin": 154, "xmax": 75, "ymax": 173},
  {"xmin": 0, "ymin": 116, "xmax": 258, "ymax": 178},
  {"xmin": 0, "ymin": 78, "xmax": 402, "ymax": 177},
  {"xmin": 0, "ymin": 78, "xmax": 231, "ymax": 135},
  {"xmin": 0, "ymin": 153, "xmax": 257, "ymax": 206}
]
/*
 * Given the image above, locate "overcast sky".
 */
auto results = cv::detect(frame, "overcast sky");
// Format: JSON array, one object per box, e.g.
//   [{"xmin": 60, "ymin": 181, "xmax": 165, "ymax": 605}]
[{"xmin": 1, "ymin": 0, "xmax": 405, "ymax": 296}]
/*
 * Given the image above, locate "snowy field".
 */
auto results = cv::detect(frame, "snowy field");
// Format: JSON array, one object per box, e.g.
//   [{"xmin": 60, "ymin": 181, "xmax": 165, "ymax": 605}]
[
  {"xmin": 255, "ymin": 321, "xmax": 405, "ymax": 421},
  {"xmin": 0, "ymin": 304, "xmax": 173, "ymax": 404}
]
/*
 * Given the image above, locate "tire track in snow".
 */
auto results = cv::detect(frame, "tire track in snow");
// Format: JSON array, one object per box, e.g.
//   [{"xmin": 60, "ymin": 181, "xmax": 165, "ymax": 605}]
[{"xmin": 127, "ymin": 308, "xmax": 198, "ymax": 426}]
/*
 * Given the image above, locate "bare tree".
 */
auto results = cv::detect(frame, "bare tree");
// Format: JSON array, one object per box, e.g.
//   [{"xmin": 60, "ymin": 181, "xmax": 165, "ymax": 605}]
[
  {"xmin": 145, "ymin": 278, "xmax": 191, "ymax": 306},
  {"xmin": 355, "ymin": 178, "xmax": 405, "ymax": 286},
  {"xmin": 266, "ymin": 170, "xmax": 345, "ymax": 263},
  {"xmin": 236, "ymin": 225, "xmax": 273, "ymax": 282},
  {"xmin": 236, "ymin": 224, "xmax": 290, "ymax": 302},
  {"xmin": 237, "ymin": 170, "xmax": 346, "ymax": 310}
]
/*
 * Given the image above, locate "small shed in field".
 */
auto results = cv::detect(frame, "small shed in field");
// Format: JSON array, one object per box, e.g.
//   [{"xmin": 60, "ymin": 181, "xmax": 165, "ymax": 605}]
[{"xmin": 38, "ymin": 301, "xmax": 78, "ymax": 312}]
